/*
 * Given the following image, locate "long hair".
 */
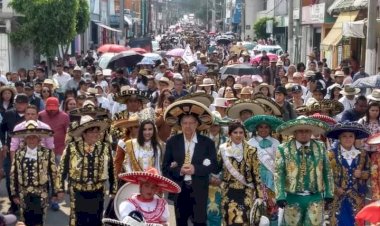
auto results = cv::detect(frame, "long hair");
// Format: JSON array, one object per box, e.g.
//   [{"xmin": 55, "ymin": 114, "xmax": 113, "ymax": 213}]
[
  {"xmin": 137, "ymin": 120, "xmax": 162, "ymax": 163},
  {"xmin": 364, "ymin": 101, "xmax": 380, "ymax": 123}
]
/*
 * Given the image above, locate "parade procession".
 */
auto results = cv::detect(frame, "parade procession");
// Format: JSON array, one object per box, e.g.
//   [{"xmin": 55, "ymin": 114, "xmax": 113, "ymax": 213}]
[{"xmin": 1, "ymin": 0, "xmax": 380, "ymax": 225}]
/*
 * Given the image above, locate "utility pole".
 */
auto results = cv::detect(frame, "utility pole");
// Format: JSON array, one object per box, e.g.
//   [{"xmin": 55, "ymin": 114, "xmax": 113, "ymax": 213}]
[
  {"xmin": 211, "ymin": 0, "xmax": 216, "ymax": 33},
  {"xmin": 206, "ymin": 0, "xmax": 209, "ymax": 31},
  {"xmin": 119, "ymin": 0, "xmax": 125, "ymax": 45},
  {"xmin": 242, "ymin": 0, "xmax": 245, "ymax": 40},
  {"xmin": 288, "ymin": 0, "xmax": 294, "ymax": 62},
  {"xmin": 295, "ymin": 0, "xmax": 302, "ymax": 64},
  {"xmin": 365, "ymin": 0, "xmax": 377, "ymax": 75}
]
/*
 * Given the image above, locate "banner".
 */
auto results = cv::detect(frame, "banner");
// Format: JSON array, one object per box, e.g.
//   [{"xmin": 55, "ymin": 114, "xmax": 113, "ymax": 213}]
[{"xmin": 182, "ymin": 44, "xmax": 195, "ymax": 64}]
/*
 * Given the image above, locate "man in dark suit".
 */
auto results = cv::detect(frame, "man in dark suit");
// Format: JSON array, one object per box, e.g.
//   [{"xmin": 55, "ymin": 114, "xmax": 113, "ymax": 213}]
[
  {"xmin": 0, "ymin": 94, "xmax": 28, "ymax": 214},
  {"xmin": 163, "ymin": 105, "xmax": 217, "ymax": 226}
]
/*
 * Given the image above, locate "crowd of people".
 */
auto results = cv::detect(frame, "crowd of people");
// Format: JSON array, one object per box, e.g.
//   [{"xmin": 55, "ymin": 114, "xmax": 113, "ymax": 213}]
[{"xmin": 0, "ymin": 33, "xmax": 379, "ymax": 226}]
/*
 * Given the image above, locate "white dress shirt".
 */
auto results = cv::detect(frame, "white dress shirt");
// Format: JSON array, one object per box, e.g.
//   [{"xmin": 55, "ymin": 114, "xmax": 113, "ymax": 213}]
[{"xmin": 340, "ymin": 145, "xmax": 360, "ymax": 166}]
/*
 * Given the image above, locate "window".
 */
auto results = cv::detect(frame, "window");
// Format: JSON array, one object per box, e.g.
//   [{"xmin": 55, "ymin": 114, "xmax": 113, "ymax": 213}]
[{"xmin": 263, "ymin": 0, "xmax": 267, "ymax": 10}]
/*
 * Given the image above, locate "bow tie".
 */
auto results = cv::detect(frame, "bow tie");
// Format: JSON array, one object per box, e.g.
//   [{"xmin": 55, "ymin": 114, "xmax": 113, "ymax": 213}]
[
  {"xmin": 259, "ymin": 138, "xmax": 272, "ymax": 149},
  {"xmin": 298, "ymin": 146, "xmax": 311, "ymax": 156}
]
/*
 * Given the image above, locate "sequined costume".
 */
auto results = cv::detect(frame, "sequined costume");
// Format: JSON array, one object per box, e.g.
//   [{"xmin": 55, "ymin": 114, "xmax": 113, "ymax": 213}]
[
  {"xmin": 217, "ymin": 140, "xmax": 262, "ymax": 226},
  {"xmin": 248, "ymin": 136, "xmax": 280, "ymax": 225},
  {"xmin": 57, "ymin": 140, "xmax": 117, "ymax": 226},
  {"xmin": 207, "ymin": 133, "xmax": 227, "ymax": 226},
  {"xmin": 10, "ymin": 146, "xmax": 58, "ymax": 226},
  {"xmin": 275, "ymin": 139, "xmax": 334, "ymax": 226},
  {"xmin": 328, "ymin": 146, "xmax": 370, "ymax": 226},
  {"xmin": 117, "ymin": 138, "xmax": 162, "ymax": 174},
  {"xmin": 371, "ymin": 151, "xmax": 380, "ymax": 200}
]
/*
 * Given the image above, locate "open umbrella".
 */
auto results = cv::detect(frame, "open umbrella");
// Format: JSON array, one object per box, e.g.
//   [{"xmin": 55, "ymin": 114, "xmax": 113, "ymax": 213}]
[
  {"xmin": 352, "ymin": 75, "xmax": 380, "ymax": 88},
  {"xmin": 97, "ymin": 44, "xmax": 128, "ymax": 53},
  {"xmin": 220, "ymin": 64, "xmax": 255, "ymax": 79},
  {"xmin": 356, "ymin": 200, "xmax": 380, "ymax": 226},
  {"xmin": 216, "ymin": 37, "xmax": 231, "ymax": 46},
  {"xmin": 137, "ymin": 57, "xmax": 155, "ymax": 65},
  {"xmin": 143, "ymin": 52, "xmax": 162, "ymax": 61},
  {"xmin": 98, "ymin": 52, "xmax": 117, "ymax": 69},
  {"xmin": 251, "ymin": 53, "xmax": 278, "ymax": 64},
  {"xmin": 130, "ymin": 47, "xmax": 148, "ymax": 54},
  {"xmin": 166, "ymin": 48, "xmax": 185, "ymax": 57},
  {"xmin": 107, "ymin": 50, "xmax": 144, "ymax": 69}
]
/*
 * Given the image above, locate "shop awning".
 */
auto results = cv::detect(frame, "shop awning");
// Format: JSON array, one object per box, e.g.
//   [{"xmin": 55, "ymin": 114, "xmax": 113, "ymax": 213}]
[
  {"xmin": 321, "ymin": 10, "xmax": 359, "ymax": 49},
  {"xmin": 328, "ymin": 0, "xmax": 367, "ymax": 14},
  {"xmin": 124, "ymin": 15, "xmax": 133, "ymax": 26},
  {"xmin": 343, "ymin": 20, "xmax": 365, "ymax": 38},
  {"xmin": 94, "ymin": 21, "xmax": 121, "ymax": 33}
]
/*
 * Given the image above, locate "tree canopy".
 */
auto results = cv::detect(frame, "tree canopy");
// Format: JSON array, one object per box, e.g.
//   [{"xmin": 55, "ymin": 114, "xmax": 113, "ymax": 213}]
[
  {"xmin": 253, "ymin": 17, "xmax": 277, "ymax": 39},
  {"xmin": 9, "ymin": 0, "xmax": 90, "ymax": 57}
]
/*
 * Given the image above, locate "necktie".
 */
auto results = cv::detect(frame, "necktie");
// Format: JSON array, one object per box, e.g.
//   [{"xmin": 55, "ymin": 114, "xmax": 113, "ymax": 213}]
[
  {"xmin": 259, "ymin": 138, "xmax": 273, "ymax": 149},
  {"xmin": 184, "ymin": 141, "xmax": 191, "ymax": 164}
]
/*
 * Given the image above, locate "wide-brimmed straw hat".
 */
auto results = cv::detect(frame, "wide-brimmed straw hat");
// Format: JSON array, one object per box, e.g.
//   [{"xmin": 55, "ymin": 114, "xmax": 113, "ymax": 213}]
[
  {"xmin": 0, "ymin": 85, "xmax": 16, "ymax": 96},
  {"xmin": 305, "ymin": 99, "xmax": 344, "ymax": 116},
  {"xmin": 326, "ymin": 121, "xmax": 370, "ymax": 140},
  {"xmin": 226, "ymin": 100, "xmax": 266, "ymax": 119},
  {"xmin": 69, "ymin": 115, "xmax": 110, "ymax": 137},
  {"xmin": 254, "ymin": 83, "xmax": 274, "ymax": 95},
  {"xmin": 119, "ymin": 168, "xmax": 181, "ymax": 194},
  {"xmin": 340, "ymin": 85, "xmax": 360, "ymax": 96},
  {"xmin": 157, "ymin": 77, "xmax": 174, "ymax": 90},
  {"xmin": 276, "ymin": 116, "xmax": 329, "ymax": 136},
  {"xmin": 253, "ymin": 93, "xmax": 283, "ymax": 116},
  {"xmin": 199, "ymin": 78, "xmax": 215, "ymax": 87},
  {"xmin": 43, "ymin": 79, "xmax": 59, "ymax": 90},
  {"xmin": 164, "ymin": 99, "xmax": 213, "ymax": 130},
  {"xmin": 11, "ymin": 120, "xmax": 53, "ymax": 138},
  {"xmin": 244, "ymin": 115, "xmax": 284, "ymax": 132},
  {"xmin": 331, "ymin": 70, "xmax": 344, "ymax": 80},
  {"xmin": 178, "ymin": 92, "xmax": 214, "ymax": 107},
  {"xmin": 240, "ymin": 87, "xmax": 253, "ymax": 95},
  {"xmin": 69, "ymin": 100, "xmax": 109, "ymax": 117},
  {"xmin": 112, "ymin": 112, "xmax": 140, "ymax": 129},
  {"xmin": 366, "ymin": 132, "xmax": 380, "ymax": 145},
  {"xmin": 114, "ymin": 87, "xmax": 150, "ymax": 104},
  {"xmin": 367, "ymin": 89, "xmax": 380, "ymax": 102}
]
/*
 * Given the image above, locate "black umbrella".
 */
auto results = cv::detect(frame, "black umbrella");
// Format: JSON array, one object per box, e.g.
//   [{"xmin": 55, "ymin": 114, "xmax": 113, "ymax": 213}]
[
  {"xmin": 220, "ymin": 64, "xmax": 255, "ymax": 79},
  {"xmin": 352, "ymin": 75, "xmax": 380, "ymax": 88},
  {"xmin": 107, "ymin": 50, "xmax": 144, "ymax": 69}
]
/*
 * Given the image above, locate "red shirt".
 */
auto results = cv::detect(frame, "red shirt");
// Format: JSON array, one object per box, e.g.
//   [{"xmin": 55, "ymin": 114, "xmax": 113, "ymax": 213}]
[{"xmin": 39, "ymin": 110, "xmax": 70, "ymax": 155}]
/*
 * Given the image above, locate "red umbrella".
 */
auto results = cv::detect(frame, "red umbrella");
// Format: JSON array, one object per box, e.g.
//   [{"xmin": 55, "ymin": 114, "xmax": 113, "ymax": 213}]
[
  {"xmin": 250, "ymin": 53, "xmax": 278, "ymax": 64},
  {"xmin": 356, "ymin": 200, "xmax": 380, "ymax": 226},
  {"xmin": 97, "ymin": 44, "xmax": 128, "ymax": 53},
  {"xmin": 130, "ymin": 48, "xmax": 148, "ymax": 54}
]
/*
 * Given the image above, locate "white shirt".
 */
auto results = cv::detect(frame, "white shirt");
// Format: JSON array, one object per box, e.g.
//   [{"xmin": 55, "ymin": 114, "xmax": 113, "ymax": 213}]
[
  {"xmin": 225, "ymin": 142, "xmax": 244, "ymax": 162},
  {"xmin": 339, "ymin": 96, "xmax": 356, "ymax": 111},
  {"xmin": 296, "ymin": 141, "xmax": 311, "ymax": 150},
  {"xmin": 183, "ymin": 134, "xmax": 198, "ymax": 181},
  {"xmin": 340, "ymin": 145, "xmax": 360, "ymax": 166},
  {"xmin": 25, "ymin": 146, "xmax": 38, "ymax": 160},
  {"xmin": 52, "ymin": 72, "xmax": 71, "ymax": 93}
]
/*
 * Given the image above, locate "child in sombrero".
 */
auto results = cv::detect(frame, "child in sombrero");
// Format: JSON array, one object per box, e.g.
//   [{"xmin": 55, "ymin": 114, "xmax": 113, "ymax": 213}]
[{"xmin": 118, "ymin": 168, "xmax": 181, "ymax": 225}]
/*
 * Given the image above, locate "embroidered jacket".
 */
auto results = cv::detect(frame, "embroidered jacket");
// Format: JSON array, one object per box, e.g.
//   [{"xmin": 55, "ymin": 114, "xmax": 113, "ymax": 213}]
[
  {"xmin": 275, "ymin": 139, "xmax": 334, "ymax": 201},
  {"xmin": 11, "ymin": 146, "xmax": 58, "ymax": 197},
  {"xmin": 57, "ymin": 140, "xmax": 117, "ymax": 195}
]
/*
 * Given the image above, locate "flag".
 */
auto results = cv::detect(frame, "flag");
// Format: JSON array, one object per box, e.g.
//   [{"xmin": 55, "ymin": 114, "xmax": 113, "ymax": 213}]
[{"xmin": 182, "ymin": 44, "xmax": 195, "ymax": 64}]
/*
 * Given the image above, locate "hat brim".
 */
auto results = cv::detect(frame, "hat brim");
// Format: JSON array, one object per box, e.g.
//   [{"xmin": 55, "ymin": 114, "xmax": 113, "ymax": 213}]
[
  {"xmin": 178, "ymin": 93, "xmax": 214, "ymax": 107},
  {"xmin": 340, "ymin": 88, "xmax": 360, "ymax": 95},
  {"xmin": 157, "ymin": 80, "xmax": 174, "ymax": 91},
  {"xmin": 227, "ymin": 101, "xmax": 266, "ymax": 119},
  {"xmin": 164, "ymin": 100, "xmax": 213, "ymax": 130},
  {"xmin": 11, "ymin": 128, "xmax": 53, "ymax": 138},
  {"xmin": 0, "ymin": 86, "xmax": 16, "ymax": 96},
  {"xmin": 118, "ymin": 172, "xmax": 181, "ymax": 194},
  {"xmin": 69, "ymin": 106, "xmax": 109, "ymax": 117},
  {"xmin": 276, "ymin": 118, "xmax": 329, "ymax": 136},
  {"xmin": 244, "ymin": 115, "xmax": 284, "ymax": 132},
  {"xmin": 309, "ymin": 114, "xmax": 337, "ymax": 126},
  {"xmin": 69, "ymin": 119, "xmax": 110, "ymax": 137},
  {"xmin": 199, "ymin": 83, "xmax": 215, "ymax": 87},
  {"xmin": 326, "ymin": 127, "xmax": 370, "ymax": 140},
  {"xmin": 367, "ymin": 95, "xmax": 380, "ymax": 102},
  {"xmin": 254, "ymin": 95, "xmax": 283, "ymax": 116},
  {"xmin": 112, "ymin": 119, "xmax": 139, "ymax": 129},
  {"xmin": 114, "ymin": 90, "xmax": 150, "ymax": 104},
  {"xmin": 367, "ymin": 133, "xmax": 380, "ymax": 145}
]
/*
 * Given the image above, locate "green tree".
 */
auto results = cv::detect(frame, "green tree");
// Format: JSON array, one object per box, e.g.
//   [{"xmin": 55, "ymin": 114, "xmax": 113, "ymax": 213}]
[
  {"xmin": 253, "ymin": 17, "xmax": 277, "ymax": 39},
  {"xmin": 9, "ymin": 0, "xmax": 89, "ymax": 57}
]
